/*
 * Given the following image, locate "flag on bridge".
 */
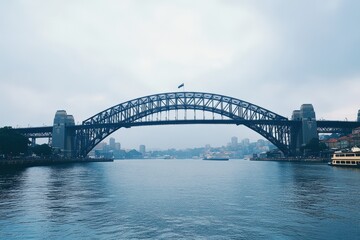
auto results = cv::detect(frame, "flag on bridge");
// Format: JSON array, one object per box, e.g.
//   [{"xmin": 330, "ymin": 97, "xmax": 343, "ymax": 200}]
[{"xmin": 178, "ymin": 83, "xmax": 184, "ymax": 89}]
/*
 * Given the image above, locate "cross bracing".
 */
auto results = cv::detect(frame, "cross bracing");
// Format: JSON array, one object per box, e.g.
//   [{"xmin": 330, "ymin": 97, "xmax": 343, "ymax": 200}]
[
  {"xmin": 77, "ymin": 92, "xmax": 292, "ymax": 156},
  {"xmin": 13, "ymin": 93, "xmax": 360, "ymax": 157}
]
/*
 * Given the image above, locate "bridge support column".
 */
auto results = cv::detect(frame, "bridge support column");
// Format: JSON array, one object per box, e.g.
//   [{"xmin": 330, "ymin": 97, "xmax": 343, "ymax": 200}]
[
  {"xmin": 290, "ymin": 110, "xmax": 302, "ymax": 154},
  {"xmin": 52, "ymin": 110, "xmax": 75, "ymax": 158},
  {"xmin": 291, "ymin": 104, "xmax": 318, "ymax": 154}
]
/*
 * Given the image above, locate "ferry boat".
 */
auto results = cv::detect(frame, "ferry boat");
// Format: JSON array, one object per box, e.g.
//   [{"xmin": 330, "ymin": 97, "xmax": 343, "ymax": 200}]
[
  {"xmin": 203, "ymin": 156, "xmax": 229, "ymax": 161},
  {"xmin": 328, "ymin": 147, "xmax": 360, "ymax": 167},
  {"xmin": 203, "ymin": 153, "xmax": 229, "ymax": 161}
]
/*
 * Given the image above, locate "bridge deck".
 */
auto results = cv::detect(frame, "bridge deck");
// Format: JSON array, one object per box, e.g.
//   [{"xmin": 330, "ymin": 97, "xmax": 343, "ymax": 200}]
[{"xmin": 14, "ymin": 120, "xmax": 360, "ymax": 137}]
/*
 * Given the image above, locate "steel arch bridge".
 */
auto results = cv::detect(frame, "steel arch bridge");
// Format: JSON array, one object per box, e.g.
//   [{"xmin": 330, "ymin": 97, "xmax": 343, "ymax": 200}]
[{"xmin": 76, "ymin": 92, "xmax": 292, "ymax": 156}]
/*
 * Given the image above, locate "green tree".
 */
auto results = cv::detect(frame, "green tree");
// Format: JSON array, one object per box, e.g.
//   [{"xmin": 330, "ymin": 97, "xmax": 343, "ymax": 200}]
[
  {"xmin": 302, "ymin": 138, "xmax": 328, "ymax": 156},
  {"xmin": 0, "ymin": 127, "xmax": 30, "ymax": 156},
  {"xmin": 32, "ymin": 144, "xmax": 52, "ymax": 156}
]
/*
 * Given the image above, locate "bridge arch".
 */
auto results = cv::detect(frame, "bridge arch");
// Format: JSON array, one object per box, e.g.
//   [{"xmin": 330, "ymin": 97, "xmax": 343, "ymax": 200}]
[{"xmin": 76, "ymin": 92, "xmax": 292, "ymax": 156}]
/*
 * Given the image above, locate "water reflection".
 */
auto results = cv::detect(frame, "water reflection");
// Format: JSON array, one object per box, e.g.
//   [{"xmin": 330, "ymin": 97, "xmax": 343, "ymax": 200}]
[
  {"xmin": 42, "ymin": 164, "xmax": 112, "ymax": 219},
  {"xmin": 0, "ymin": 160, "xmax": 359, "ymax": 239},
  {"xmin": 0, "ymin": 168, "xmax": 27, "ymax": 203},
  {"xmin": 287, "ymin": 163, "xmax": 329, "ymax": 219}
]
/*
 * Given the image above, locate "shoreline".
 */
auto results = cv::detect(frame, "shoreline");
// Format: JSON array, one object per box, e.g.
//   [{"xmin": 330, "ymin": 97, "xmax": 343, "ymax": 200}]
[
  {"xmin": 250, "ymin": 157, "xmax": 329, "ymax": 163},
  {"xmin": 0, "ymin": 157, "xmax": 113, "ymax": 169}
]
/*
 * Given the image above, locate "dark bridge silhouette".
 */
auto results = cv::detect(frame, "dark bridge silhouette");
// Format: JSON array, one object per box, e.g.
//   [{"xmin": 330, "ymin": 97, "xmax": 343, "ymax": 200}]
[
  {"xmin": 15, "ymin": 91, "xmax": 360, "ymax": 157},
  {"xmin": 79, "ymin": 92, "xmax": 291, "ymax": 156}
]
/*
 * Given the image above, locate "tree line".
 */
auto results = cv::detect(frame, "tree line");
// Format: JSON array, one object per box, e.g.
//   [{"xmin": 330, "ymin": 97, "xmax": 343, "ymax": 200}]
[{"xmin": 0, "ymin": 127, "xmax": 52, "ymax": 158}]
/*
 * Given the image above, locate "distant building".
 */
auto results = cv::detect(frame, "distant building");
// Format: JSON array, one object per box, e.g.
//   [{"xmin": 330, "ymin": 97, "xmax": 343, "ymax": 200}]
[
  {"xmin": 231, "ymin": 136, "xmax": 238, "ymax": 148},
  {"xmin": 322, "ymin": 127, "xmax": 360, "ymax": 150},
  {"xmin": 324, "ymin": 138, "xmax": 338, "ymax": 149},
  {"xmin": 88, "ymin": 141, "xmax": 107, "ymax": 157},
  {"xmin": 91, "ymin": 137, "xmax": 122, "ymax": 158},
  {"xmin": 357, "ymin": 110, "xmax": 360, "ymax": 122},
  {"xmin": 115, "ymin": 142, "xmax": 121, "ymax": 151},
  {"xmin": 338, "ymin": 136, "xmax": 351, "ymax": 149},
  {"xmin": 352, "ymin": 127, "xmax": 360, "ymax": 146},
  {"xmin": 291, "ymin": 110, "xmax": 301, "ymax": 120},
  {"xmin": 257, "ymin": 139, "xmax": 265, "ymax": 147},
  {"xmin": 139, "ymin": 145, "xmax": 146, "ymax": 155},
  {"xmin": 109, "ymin": 137, "xmax": 116, "ymax": 150},
  {"xmin": 241, "ymin": 138, "xmax": 250, "ymax": 147}
]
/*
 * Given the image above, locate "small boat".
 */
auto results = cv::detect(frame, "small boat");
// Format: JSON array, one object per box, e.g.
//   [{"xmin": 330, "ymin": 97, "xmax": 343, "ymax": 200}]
[{"xmin": 328, "ymin": 147, "xmax": 360, "ymax": 167}]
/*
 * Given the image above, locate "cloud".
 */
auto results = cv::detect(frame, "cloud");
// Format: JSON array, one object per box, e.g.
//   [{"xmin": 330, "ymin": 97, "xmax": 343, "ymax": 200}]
[{"xmin": 0, "ymin": 0, "xmax": 359, "ymax": 149}]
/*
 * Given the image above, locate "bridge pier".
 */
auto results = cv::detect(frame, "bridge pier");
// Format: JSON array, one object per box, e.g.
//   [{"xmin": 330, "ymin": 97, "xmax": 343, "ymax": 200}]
[
  {"xmin": 291, "ymin": 104, "xmax": 319, "ymax": 154},
  {"xmin": 52, "ymin": 110, "xmax": 76, "ymax": 158}
]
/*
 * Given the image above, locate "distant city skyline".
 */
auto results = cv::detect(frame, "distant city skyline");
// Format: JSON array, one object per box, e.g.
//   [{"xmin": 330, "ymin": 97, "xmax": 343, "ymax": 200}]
[
  {"xmin": 94, "ymin": 134, "xmax": 274, "ymax": 159},
  {"xmin": 98, "ymin": 135, "xmax": 270, "ymax": 152}
]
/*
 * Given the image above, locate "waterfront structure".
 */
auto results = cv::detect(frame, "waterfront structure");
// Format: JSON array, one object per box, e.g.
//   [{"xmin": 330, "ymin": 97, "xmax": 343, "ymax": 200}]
[
  {"xmin": 14, "ymin": 92, "xmax": 360, "ymax": 157},
  {"xmin": 291, "ymin": 104, "xmax": 319, "ymax": 153},
  {"xmin": 300, "ymin": 104, "xmax": 318, "ymax": 144},
  {"xmin": 52, "ymin": 110, "xmax": 75, "ymax": 157},
  {"xmin": 358, "ymin": 109, "xmax": 360, "ymax": 122},
  {"xmin": 323, "ymin": 127, "xmax": 360, "ymax": 149}
]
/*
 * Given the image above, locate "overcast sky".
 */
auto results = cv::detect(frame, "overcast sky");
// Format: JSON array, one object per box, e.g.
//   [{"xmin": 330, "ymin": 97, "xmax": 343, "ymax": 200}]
[{"xmin": 1, "ymin": 0, "xmax": 359, "ymax": 150}]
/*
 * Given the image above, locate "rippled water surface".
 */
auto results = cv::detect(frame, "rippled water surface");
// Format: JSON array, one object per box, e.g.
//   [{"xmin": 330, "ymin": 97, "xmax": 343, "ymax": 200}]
[{"xmin": 0, "ymin": 160, "xmax": 359, "ymax": 239}]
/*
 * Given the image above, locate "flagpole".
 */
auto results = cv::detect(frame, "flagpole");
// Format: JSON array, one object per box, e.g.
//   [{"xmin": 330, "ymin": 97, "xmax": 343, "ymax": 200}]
[{"xmin": 178, "ymin": 83, "xmax": 185, "ymax": 92}]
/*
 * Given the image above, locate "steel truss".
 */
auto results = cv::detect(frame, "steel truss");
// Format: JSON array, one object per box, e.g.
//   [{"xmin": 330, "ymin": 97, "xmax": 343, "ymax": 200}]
[
  {"xmin": 317, "ymin": 120, "xmax": 360, "ymax": 134},
  {"xmin": 15, "ymin": 127, "xmax": 53, "ymax": 138},
  {"xmin": 76, "ymin": 92, "xmax": 292, "ymax": 156}
]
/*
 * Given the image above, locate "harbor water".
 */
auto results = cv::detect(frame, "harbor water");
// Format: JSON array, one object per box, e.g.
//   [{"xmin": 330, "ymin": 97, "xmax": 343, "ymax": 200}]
[{"xmin": 0, "ymin": 159, "xmax": 359, "ymax": 239}]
